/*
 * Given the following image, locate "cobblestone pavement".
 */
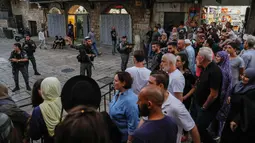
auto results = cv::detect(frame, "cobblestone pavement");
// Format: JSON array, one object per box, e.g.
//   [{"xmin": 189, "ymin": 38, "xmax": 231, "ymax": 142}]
[{"xmin": 0, "ymin": 37, "xmax": 133, "ymax": 114}]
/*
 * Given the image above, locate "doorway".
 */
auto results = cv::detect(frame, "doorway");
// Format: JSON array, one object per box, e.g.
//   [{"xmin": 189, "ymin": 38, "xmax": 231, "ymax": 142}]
[
  {"xmin": 100, "ymin": 5, "xmax": 132, "ymax": 45},
  {"xmin": 68, "ymin": 5, "xmax": 89, "ymax": 39},
  {"xmin": 29, "ymin": 21, "xmax": 37, "ymax": 36},
  {"xmin": 164, "ymin": 12, "xmax": 185, "ymax": 35}
]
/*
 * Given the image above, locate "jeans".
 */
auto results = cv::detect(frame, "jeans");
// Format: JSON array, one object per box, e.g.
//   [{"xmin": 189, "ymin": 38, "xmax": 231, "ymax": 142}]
[
  {"xmin": 195, "ymin": 104, "xmax": 217, "ymax": 143},
  {"xmin": 112, "ymin": 40, "xmax": 117, "ymax": 54},
  {"xmin": 38, "ymin": 40, "xmax": 47, "ymax": 49},
  {"xmin": 80, "ymin": 63, "xmax": 92, "ymax": 77},
  {"xmin": 92, "ymin": 42, "xmax": 99, "ymax": 56},
  {"xmin": 12, "ymin": 66, "xmax": 29, "ymax": 88}
]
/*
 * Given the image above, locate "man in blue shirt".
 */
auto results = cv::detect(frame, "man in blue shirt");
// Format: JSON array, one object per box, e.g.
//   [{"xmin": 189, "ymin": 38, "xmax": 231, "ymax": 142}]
[
  {"xmin": 241, "ymin": 35, "xmax": 255, "ymax": 69},
  {"xmin": 133, "ymin": 85, "xmax": 178, "ymax": 143}
]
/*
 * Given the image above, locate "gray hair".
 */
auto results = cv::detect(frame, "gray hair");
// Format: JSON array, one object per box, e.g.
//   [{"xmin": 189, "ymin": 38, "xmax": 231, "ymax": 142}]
[
  {"xmin": 246, "ymin": 35, "xmax": 255, "ymax": 48},
  {"xmin": 162, "ymin": 53, "xmax": 176, "ymax": 66},
  {"xmin": 198, "ymin": 47, "xmax": 213, "ymax": 62}
]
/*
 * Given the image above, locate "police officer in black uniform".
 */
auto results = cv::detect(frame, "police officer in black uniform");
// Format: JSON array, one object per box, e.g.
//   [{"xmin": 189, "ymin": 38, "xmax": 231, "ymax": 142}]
[
  {"xmin": 22, "ymin": 35, "xmax": 41, "ymax": 75},
  {"xmin": 9, "ymin": 43, "xmax": 31, "ymax": 92},
  {"xmin": 77, "ymin": 37, "xmax": 95, "ymax": 77},
  {"xmin": 118, "ymin": 36, "xmax": 132, "ymax": 71}
]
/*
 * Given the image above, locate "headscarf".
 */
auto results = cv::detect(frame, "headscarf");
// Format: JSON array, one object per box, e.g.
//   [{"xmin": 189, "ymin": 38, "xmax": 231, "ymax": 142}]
[
  {"xmin": 39, "ymin": 77, "xmax": 62, "ymax": 137},
  {"xmin": 0, "ymin": 84, "xmax": 8, "ymax": 99},
  {"xmin": 217, "ymin": 51, "xmax": 232, "ymax": 102},
  {"xmin": 233, "ymin": 68, "xmax": 255, "ymax": 94}
]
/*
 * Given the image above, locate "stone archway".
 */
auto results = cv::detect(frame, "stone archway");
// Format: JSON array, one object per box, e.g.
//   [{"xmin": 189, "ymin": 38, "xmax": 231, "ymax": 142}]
[
  {"xmin": 100, "ymin": 4, "xmax": 132, "ymax": 45},
  {"xmin": 49, "ymin": 7, "xmax": 61, "ymax": 14},
  {"xmin": 68, "ymin": 5, "xmax": 89, "ymax": 39}
]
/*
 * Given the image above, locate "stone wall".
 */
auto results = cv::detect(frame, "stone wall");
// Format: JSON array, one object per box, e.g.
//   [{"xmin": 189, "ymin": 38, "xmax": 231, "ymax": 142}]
[
  {"xmin": 63, "ymin": 1, "xmax": 150, "ymax": 43},
  {"xmin": 11, "ymin": 1, "xmax": 45, "ymax": 32},
  {"xmin": 246, "ymin": 0, "xmax": 255, "ymax": 34}
]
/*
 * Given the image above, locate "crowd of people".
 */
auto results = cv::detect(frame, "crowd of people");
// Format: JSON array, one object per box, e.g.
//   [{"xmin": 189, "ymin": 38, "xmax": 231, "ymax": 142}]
[{"xmin": 1, "ymin": 20, "xmax": 255, "ymax": 143}]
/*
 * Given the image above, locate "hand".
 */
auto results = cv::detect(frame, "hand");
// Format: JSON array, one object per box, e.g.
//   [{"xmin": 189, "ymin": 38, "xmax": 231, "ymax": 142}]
[
  {"xmin": 11, "ymin": 59, "xmax": 18, "ymax": 62},
  {"xmin": 230, "ymin": 121, "xmax": 238, "ymax": 132},
  {"xmin": 227, "ymin": 97, "xmax": 231, "ymax": 104},
  {"xmin": 183, "ymin": 95, "xmax": 187, "ymax": 101}
]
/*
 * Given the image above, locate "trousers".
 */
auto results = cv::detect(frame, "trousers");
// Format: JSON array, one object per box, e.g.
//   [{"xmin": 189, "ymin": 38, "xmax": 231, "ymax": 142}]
[
  {"xmin": 112, "ymin": 40, "xmax": 117, "ymax": 54},
  {"xmin": 38, "ymin": 40, "xmax": 46, "ymax": 49},
  {"xmin": 27, "ymin": 56, "xmax": 38, "ymax": 73},
  {"xmin": 12, "ymin": 66, "xmax": 29, "ymax": 87},
  {"xmin": 80, "ymin": 63, "xmax": 92, "ymax": 77},
  {"xmin": 121, "ymin": 54, "xmax": 129, "ymax": 71}
]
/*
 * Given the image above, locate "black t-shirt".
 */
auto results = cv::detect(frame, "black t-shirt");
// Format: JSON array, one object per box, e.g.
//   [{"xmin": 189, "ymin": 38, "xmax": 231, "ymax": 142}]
[
  {"xmin": 111, "ymin": 30, "xmax": 117, "ymax": 41},
  {"xmin": 150, "ymin": 52, "xmax": 163, "ymax": 72},
  {"xmin": 195, "ymin": 62, "xmax": 222, "ymax": 112},
  {"xmin": 152, "ymin": 31, "xmax": 160, "ymax": 41}
]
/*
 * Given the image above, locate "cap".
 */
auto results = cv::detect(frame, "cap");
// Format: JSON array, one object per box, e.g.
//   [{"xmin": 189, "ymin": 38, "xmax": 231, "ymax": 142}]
[{"xmin": 185, "ymin": 39, "xmax": 192, "ymax": 44}]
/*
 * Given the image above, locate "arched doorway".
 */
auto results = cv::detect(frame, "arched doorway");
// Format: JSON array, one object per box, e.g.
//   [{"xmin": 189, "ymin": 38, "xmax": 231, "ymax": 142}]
[
  {"xmin": 100, "ymin": 5, "xmax": 132, "ymax": 45},
  {"xmin": 68, "ymin": 5, "xmax": 89, "ymax": 39},
  {"xmin": 47, "ymin": 7, "xmax": 66, "ymax": 37}
]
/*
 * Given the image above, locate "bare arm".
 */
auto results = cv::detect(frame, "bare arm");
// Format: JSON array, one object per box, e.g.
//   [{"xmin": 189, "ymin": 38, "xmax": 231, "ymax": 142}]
[
  {"xmin": 174, "ymin": 92, "xmax": 183, "ymax": 102},
  {"xmin": 203, "ymin": 88, "xmax": 218, "ymax": 109},
  {"xmin": 183, "ymin": 87, "xmax": 195, "ymax": 101},
  {"xmin": 190, "ymin": 126, "xmax": 200, "ymax": 143}
]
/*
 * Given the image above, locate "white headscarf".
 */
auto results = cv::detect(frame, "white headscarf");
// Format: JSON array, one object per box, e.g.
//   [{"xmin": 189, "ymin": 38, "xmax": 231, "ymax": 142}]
[{"xmin": 39, "ymin": 77, "xmax": 62, "ymax": 137}]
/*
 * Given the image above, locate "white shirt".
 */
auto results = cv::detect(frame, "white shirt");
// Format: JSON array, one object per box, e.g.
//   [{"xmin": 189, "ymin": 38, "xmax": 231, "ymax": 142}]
[
  {"xmin": 38, "ymin": 31, "xmax": 45, "ymax": 41},
  {"xmin": 126, "ymin": 66, "xmax": 151, "ymax": 95},
  {"xmin": 162, "ymin": 92, "xmax": 195, "ymax": 143},
  {"xmin": 167, "ymin": 69, "xmax": 185, "ymax": 95}
]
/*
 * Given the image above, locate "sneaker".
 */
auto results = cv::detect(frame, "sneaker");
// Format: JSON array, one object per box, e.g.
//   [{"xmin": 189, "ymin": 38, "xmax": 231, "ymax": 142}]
[
  {"xmin": 12, "ymin": 87, "xmax": 20, "ymax": 92},
  {"xmin": 26, "ymin": 86, "xmax": 31, "ymax": 91},
  {"xmin": 35, "ymin": 72, "xmax": 41, "ymax": 75}
]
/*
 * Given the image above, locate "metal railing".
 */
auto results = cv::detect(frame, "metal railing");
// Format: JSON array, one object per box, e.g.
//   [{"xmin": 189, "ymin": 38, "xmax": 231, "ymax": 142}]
[
  {"xmin": 19, "ymin": 81, "xmax": 115, "ymax": 143},
  {"xmin": 19, "ymin": 81, "xmax": 115, "ymax": 110}
]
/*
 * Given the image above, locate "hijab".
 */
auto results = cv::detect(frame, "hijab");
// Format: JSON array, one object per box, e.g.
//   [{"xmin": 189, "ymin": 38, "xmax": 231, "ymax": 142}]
[
  {"xmin": 39, "ymin": 77, "xmax": 62, "ymax": 137},
  {"xmin": 217, "ymin": 51, "xmax": 232, "ymax": 101},
  {"xmin": 234, "ymin": 68, "xmax": 255, "ymax": 94}
]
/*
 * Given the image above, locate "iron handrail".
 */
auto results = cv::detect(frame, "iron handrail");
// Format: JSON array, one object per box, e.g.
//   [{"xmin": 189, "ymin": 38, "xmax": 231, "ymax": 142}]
[{"xmin": 19, "ymin": 81, "xmax": 115, "ymax": 109}]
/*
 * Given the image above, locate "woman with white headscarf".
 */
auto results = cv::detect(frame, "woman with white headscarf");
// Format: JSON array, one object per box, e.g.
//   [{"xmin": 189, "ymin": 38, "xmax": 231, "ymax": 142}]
[{"xmin": 29, "ymin": 77, "xmax": 62, "ymax": 143}]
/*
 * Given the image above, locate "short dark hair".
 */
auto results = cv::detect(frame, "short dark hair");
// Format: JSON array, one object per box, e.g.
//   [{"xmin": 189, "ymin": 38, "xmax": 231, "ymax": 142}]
[
  {"xmin": 150, "ymin": 70, "xmax": 169, "ymax": 90},
  {"xmin": 151, "ymin": 41, "xmax": 161, "ymax": 47},
  {"xmin": 228, "ymin": 42, "xmax": 239, "ymax": 50},
  {"xmin": 116, "ymin": 72, "xmax": 133, "ymax": 89},
  {"xmin": 134, "ymin": 50, "xmax": 145, "ymax": 62},
  {"xmin": 206, "ymin": 38, "xmax": 214, "ymax": 48},
  {"xmin": 55, "ymin": 106, "xmax": 110, "ymax": 143},
  {"xmin": 14, "ymin": 43, "xmax": 21, "ymax": 49},
  {"xmin": 168, "ymin": 41, "xmax": 177, "ymax": 47},
  {"xmin": 177, "ymin": 53, "xmax": 189, "ymax": 70}
]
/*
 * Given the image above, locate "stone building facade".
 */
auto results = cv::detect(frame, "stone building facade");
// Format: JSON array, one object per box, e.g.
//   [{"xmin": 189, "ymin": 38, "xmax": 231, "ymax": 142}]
[
  {"xmin": 11, "ymin": 1, "xmax": 45, "ymax": 33},
  {"xmin": 10, "ymin": 0, "xmax": 151, "ymax": 45}
]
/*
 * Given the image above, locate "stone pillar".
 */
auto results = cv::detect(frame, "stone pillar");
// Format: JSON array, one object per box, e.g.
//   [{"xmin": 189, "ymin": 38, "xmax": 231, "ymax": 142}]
[{"xmin": 247, "ymin": 0, "xmax": 255, "ymax": 34}]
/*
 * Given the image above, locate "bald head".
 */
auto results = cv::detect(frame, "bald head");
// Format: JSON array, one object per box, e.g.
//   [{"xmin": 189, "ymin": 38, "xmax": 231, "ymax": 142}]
[
  {"xmin": 177, "ymin": 39, "xmax": 185, "ymax": 50},
  {"xmin": 139, "ymin": 85, "xmax": 164, "ymax": 107}
]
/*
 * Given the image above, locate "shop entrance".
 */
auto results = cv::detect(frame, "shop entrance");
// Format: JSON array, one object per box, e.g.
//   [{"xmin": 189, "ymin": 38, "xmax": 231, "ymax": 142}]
[{"xmin": 68, "ymin": 5, "xmax": 89, "ymax": 39}]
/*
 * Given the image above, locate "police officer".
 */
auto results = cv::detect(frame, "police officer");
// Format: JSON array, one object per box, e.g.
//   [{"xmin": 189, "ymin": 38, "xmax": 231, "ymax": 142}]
[
  {"xmin": 118, "ymin": 36, "xmax": 132, "ymax": 71},
  {"xmin": 9, "ymin": 43, "xmax": 31, "ymax": 92},
  {"xmin": 77, "ymin": 37, "xmax": 95, "ymax": 77},
  {"xmin": 22, "ymin": 35, "xmax": 41, "ymax": 75}
]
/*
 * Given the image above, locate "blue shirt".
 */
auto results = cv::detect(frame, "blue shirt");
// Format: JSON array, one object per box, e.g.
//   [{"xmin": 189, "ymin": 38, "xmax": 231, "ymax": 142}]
[
  {"xmin": 241, "ymin": 49, "xmax": 255, "ymax": 69},
  {"xmin": 109, "ymin": 89, "xmax": 139, "ymax": 142},
  {"xmin": 133, "ymin": 116, "xmax": 178, "ymax": 143}
]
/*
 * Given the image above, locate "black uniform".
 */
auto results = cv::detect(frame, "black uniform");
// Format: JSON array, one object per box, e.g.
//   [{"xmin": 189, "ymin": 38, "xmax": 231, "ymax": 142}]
[
  {"xmin": 77, "ymin": 44, "xmax": 95, "ymax": 77},
  {"xmin": 22, "ymin": 39, "xmax": 40, "ymax": 75},
  {"xmin": 9, "ymin": 50, "xmax": 31, "ymax": 91},
  {"xmin": 118, "ymin": 42, "xmax": 132, "ymax": 71}
]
